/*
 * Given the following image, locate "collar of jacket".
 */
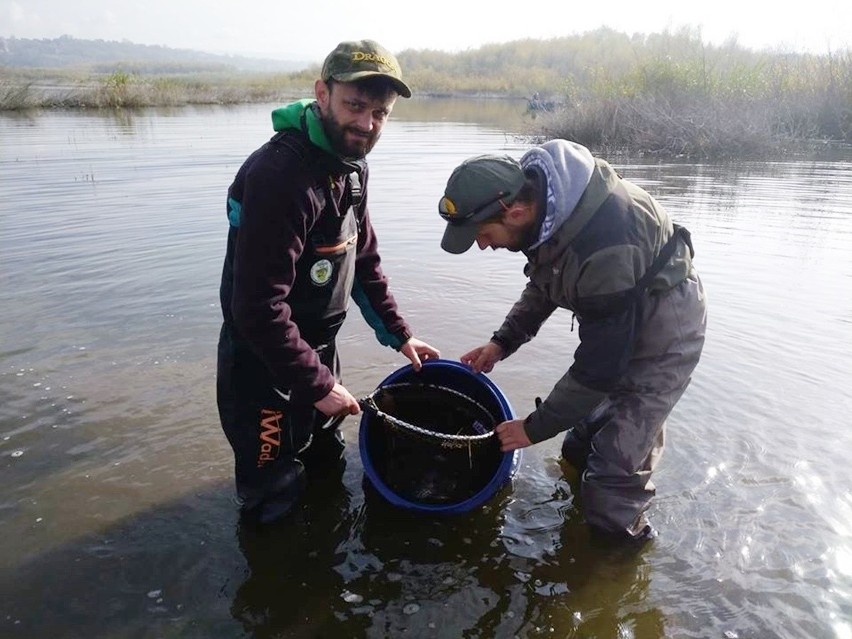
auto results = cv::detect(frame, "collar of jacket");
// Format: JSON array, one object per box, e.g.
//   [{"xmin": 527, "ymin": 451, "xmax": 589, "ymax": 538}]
[
  {"xmin": 524, "ymin": 158, "xmax": 620, "ymax": 264},
  {"xmin": 301, "ymin": 102, "xmax": 366, "ymax": 176},
  {"xmin": 271, "ymin": 99, "xmax": 366, "ymax": 176}
]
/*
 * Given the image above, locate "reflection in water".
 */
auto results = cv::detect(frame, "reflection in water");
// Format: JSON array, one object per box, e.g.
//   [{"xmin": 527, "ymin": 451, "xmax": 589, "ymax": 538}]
[
  {"xmin": 1, "ymin": 104, "xmax": 852, "ymax": 638},
  {"xmin": 232, "ymin": 457, "xmax": 665, "ymax": 638},
  {"xmin": 0, "ymin": 483, "xmax": 244, "ymax": 639},
  {"xmin": 392, "ymin": 96, "xmax": 532, "ymax": 132},
  {"xmin": 232, "ymin": 462, "xmax": 356, "ymax": 638}
]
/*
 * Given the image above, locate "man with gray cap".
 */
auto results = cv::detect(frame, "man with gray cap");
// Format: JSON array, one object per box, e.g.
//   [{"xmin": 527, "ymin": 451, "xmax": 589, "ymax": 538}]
[
  {"xmin": 218, "ymin": 40, "xmax": 439, "ymax": 524},
  {"xmin": 438, "ymin": 140, "xmax": 707, "ymax": 543}
]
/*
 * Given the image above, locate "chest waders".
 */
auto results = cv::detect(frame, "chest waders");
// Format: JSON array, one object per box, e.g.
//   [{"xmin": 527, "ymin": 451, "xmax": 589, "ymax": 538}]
[
  {"xmin": 560, "ymin": 223, "xmax": 706, "ymax": 542},
  {"xmin": 216, "ymin": 131, "xmax": 364, "ymax": 524}
]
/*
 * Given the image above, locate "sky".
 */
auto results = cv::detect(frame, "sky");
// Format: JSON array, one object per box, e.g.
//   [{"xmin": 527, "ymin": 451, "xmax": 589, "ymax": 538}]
[{"xmin": 3, "ymin": 0, "xmax": 851, "ymax": 65}]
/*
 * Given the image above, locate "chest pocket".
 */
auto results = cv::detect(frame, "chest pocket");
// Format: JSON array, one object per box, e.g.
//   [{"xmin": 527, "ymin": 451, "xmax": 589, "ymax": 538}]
[
  {"xmin": 310, "ymin": 206, "xmax": 358, "ymax": 258},
  {"xmin": 304, "ymin": 171, "xmax": 361, "ymax": 280},
  {"xmin": 289, "ymin": 172, "xmax": 363, "ymax": 345},
  {"xmin": 304, "ymin": 205, "xmax": 358, "ymax": 286}
]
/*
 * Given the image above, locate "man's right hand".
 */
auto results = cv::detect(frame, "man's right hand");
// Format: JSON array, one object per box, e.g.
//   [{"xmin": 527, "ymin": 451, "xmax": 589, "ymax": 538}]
[
  {"xmin": 460, "ymin": 341, "xmax": 505, "ymax": 374},
  {"xmin": 314, "ymin": 383, "xmax": 360, "ymax": 417}
]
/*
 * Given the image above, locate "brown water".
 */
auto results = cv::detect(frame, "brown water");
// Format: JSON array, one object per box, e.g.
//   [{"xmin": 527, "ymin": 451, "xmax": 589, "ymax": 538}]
[{"xmin": 1, "ymin": 99, "xmax": 852, "ymax": 638}]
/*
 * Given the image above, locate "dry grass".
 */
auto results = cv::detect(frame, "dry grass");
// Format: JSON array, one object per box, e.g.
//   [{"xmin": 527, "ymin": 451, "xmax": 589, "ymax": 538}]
[{"xmin": 3, "ymin": 35, "xmax": 850, "ymax": 159}]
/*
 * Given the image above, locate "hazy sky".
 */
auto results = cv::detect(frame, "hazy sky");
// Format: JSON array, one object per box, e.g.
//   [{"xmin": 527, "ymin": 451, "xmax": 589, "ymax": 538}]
[{"xmin": 3, "ymin": 0, "xmax": 851, "ymax": 64}]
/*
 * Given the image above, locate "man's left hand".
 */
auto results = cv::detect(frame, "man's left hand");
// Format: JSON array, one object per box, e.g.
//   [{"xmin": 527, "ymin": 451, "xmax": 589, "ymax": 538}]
[
  {"xmin": 495, "ymin": 419, "xmax": 532, "ymax": 452},
  {"xmin": 400, "ymin": 337, "xmax": 441, "ymax": 371}
]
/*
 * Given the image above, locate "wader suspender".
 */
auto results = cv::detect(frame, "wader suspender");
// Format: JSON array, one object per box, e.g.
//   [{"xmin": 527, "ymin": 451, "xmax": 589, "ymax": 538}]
[
  {"xmin": 632, "ymin": 224, "xmax": 694, "ymax": 299},
  {"xmin": 270, "ymin": 126, "xmax": 364, "ymax": 217},
  {"xmin": 348, "ymin": 171, "xmax": 363, "ymax": 210},
  {"xmin": 296, "ymin": 106, "xmax": 365, "ymax": 212},
  {"xmin": 570, "ymin": 223, "xmax": 695, "ymax": 325}
]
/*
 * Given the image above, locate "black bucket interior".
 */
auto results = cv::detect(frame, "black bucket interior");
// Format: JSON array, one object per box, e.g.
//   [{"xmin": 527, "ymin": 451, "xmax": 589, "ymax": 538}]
[{"xmin": 364, "ymin": 383, "xmax": 504, "ymax": 505}]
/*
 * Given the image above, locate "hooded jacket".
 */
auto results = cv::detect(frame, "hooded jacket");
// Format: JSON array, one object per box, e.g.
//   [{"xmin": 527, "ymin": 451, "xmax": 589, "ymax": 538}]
[
  {"xmin": 491, "ymin": 140, "xmax": 697, "ymax": 443},
  {"xmin": 220, "ymin": 100, "xmax": 411, "ymax": 403}
]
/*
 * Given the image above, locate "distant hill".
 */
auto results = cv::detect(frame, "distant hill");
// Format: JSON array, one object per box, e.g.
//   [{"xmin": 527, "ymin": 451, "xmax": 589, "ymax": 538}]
[{"xmin": 0, "ymin": 35, "xmax": 311, "ymax": 73}]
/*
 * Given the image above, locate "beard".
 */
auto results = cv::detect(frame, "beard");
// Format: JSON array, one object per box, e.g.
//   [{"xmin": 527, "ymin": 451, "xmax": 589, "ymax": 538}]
[
  {"xmin": 505, "ymin": 219, "xmax": 539, "ymax": 252},
  {"xmin": 322, "ymin": 107, "xmax": 380, "ymax": 159}
]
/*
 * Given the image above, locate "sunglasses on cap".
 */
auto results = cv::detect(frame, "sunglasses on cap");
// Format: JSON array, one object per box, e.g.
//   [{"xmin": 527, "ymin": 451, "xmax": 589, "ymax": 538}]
[{"xmin": 438, "ymin": 191, "xmax": 510, "ymax": 224}]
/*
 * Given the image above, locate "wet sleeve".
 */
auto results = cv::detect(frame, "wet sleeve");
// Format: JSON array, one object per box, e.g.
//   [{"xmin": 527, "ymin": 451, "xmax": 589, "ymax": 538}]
[{"xmin": 523, "ymin": 369, "xmax": 607, "ymax": 443}]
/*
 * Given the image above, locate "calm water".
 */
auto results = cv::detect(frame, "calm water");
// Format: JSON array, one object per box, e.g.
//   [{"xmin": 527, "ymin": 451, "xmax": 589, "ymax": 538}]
[{"xmin": 2, "ymin": 99, "xmax": 851, "ymax": 639}]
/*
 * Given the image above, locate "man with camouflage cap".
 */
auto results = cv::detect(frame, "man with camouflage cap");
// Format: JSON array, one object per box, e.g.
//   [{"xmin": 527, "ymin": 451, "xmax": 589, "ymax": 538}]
[
  {"xmin": 437, "ymin": 140, "xmax": 707, "ymax": 544},
  {"xmin": 217, "ymin": 39, "xmax": 439, "ymax": 524}
]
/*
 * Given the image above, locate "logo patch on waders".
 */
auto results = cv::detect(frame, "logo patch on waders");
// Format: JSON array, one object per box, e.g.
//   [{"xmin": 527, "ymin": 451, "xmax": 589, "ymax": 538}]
[
  {"xmin": 310, "ymin": 259, "xmax": 333, "ymax": 286},
  {"xmin": 257, "ymin": 409, "xmax": 283, "ymax": 468}
]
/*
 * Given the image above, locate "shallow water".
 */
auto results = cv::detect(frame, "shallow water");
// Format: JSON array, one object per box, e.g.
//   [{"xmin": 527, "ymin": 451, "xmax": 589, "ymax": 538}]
[{"xmin": 1, "ymin": 99, "xmax": 851, "ymax": 638}]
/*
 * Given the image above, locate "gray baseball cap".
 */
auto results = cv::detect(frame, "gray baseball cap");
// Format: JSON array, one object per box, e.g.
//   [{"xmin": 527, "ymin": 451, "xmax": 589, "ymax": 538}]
[{"xmin": 438, "ymin": 154, "xmax": 525, "ymax": 254}]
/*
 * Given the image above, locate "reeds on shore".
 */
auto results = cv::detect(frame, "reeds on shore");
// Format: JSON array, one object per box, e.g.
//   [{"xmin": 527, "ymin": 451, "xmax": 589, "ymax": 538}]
[
  {"xmin": 2, "ymin": 27, "xmax": 850, "ymax": 158},
  {"xmin": 527, "ymin": 43, "xmax": 852, "ymax": 157},
  {"xmin": 0, "ymin": 68, "xmax": 312, "ymax": 109}
]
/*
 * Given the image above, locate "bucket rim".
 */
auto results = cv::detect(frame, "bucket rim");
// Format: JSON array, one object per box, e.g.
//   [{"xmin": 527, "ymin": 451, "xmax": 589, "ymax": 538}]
[{"xmin": 358, "ymin": 358, "xmax": 521, "ymax": 514}]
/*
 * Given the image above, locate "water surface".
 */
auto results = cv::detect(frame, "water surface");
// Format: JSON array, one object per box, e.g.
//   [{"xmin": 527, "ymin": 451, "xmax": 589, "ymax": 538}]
[{"xmin": 1, "ymin": 99, "xmax": 851, "ymax": 638}]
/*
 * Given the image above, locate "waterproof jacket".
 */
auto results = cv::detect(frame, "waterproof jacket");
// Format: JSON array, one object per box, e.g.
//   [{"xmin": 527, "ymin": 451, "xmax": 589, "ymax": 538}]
[
  {"xmin": 491, "ymin": 142, "xmax": 697, "ymax": 443},
  {"xmin": 220, "ymin": 100, "xmax": 411, "ymax": 404}
]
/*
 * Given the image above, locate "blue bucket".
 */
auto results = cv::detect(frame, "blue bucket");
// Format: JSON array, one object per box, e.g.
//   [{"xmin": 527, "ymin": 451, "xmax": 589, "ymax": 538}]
[{"xmin": 359, "ymin": 359, "xmax": 522, "ymax": 514}]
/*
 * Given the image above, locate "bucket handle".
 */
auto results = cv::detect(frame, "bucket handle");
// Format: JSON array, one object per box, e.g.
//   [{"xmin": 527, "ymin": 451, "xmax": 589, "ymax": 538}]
[{"xmin": 358, "ymin": 383, "xmax": 496, "ymax": 448}]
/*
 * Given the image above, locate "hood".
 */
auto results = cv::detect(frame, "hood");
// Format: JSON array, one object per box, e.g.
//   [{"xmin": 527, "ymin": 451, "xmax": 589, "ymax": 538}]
[
  {"xmin": 270, "ymin": 99, "xmax": 336, "ymax": 156},
  {"xmin": 520, "ymin": 139, "xmax": 595, "ymax": 250}
]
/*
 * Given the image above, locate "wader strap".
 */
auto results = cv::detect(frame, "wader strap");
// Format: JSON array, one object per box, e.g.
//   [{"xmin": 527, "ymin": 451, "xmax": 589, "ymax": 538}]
[
  {"xmin": 348, "ymin": 171, "xmax": 363, "ymax": 208},
  {"xmin": 269, "ymin": 129, "xmax": 310, "ymax": 159},
  {"xmin": 634, "ymin": 224, "xmax": 694, "ymax": 296},
  {"xmin": 272, "ymin": 123, "xmax": 364, "ymax": 212}
]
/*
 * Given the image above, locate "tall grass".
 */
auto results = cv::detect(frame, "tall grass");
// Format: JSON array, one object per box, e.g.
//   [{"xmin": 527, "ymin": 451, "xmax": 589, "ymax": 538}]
[
  {"xmin": 0, "ymin": 67, "xmax": 314, "ymax": 109},
  {"xmin": 525, "ymin": 32, "xmax": 852, "ymax": 157},
  {"xmin": 2, "ymin": 28, "xmax": 850, "ymax": 158},
  {"xmin": 0, "ymin": 79, "xmax": 33, "ymax": 109}
]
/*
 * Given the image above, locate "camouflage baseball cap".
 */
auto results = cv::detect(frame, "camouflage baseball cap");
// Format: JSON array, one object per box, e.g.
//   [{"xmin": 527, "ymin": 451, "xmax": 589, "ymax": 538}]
[
  {"xmin": 321, "ymin": 39, "xmax": 411, "ymax": 98},
  {"xmin": 438, "ymin": 154, "xmax": 526, "ymax": 254}
]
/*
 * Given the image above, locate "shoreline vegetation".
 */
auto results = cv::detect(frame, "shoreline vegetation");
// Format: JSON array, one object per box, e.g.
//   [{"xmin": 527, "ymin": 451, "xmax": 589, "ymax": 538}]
[{"xmin": 2, "ymin": 28, "xmax": 850, "ymax": 159}]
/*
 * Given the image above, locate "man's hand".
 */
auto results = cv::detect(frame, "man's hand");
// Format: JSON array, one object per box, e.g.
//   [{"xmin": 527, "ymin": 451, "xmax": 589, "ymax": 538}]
[
  {"xmin": 314, "ymin": 382, "xmax": 360, "ymax": 417},
  {"xmin": 495, "ymin": 418, "xmax": 532, "ymax": 452},
  {"xmin": 400, "ymin": 337, "xmax": 441, "ymax": 371},
  {"xmin": 460, "ymin": 341, "xmax": 504, "ymax": 374}
]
